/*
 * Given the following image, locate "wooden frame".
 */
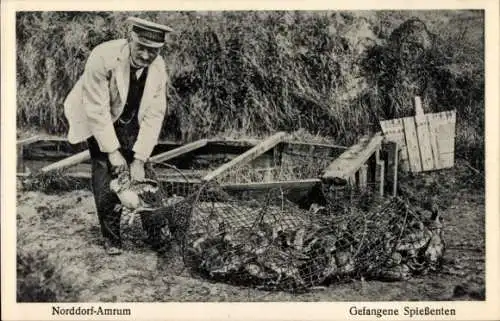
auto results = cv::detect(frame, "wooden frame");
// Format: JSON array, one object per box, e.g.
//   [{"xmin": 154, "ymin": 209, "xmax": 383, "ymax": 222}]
[
  {"xmin": 221, "ymin": 178, "xmax": 321, "ymax": 191},
  {"xmin": 150, "ymin": 139, "xmax": 209, "ymax": 163},
  {"xmin": 380, "ymin": 96, "xmax": 457, "ymax": 172},
  {"xmin": 35, "ymin": 139, "xmax": 209, "ymax": 174},
  {"xmin": 322, "ymin": 132, "xmax": 384, "ymax": 181},
  {"xmin": 202, "ymin": 132, "xmax": 287, "ymax": 182},
  {"xmin": 17, "ymin": 135, "xmax": 44, "ymax": 172},
  {"xmin": 17, "ymin": 135, "xmax": 44, "ymax": 146},
  {"xmin": 17, "ymin": 131, "xmax": 400, "ymax": 199}
]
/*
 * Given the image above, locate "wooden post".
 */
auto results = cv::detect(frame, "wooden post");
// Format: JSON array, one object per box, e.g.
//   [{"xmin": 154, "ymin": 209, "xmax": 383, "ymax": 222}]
[
  {"xmin": 414, "ymin": 96, "xmax": 424, "ymax": 115},
  {"xmin": 203, "ymin": 132, "xmax": 287, "ymax": 182},
  {"xmin": 262, "ymin": 156, "xmax": 273, "ymax": 182},
  {"xmin": 348, "ymin": 174, "xmax": 356, "ymax": 186},
  {"xmin": 359, "ymin": 164, "xmax": 368, "ymax": 190},
  {"xmin": 383, "ymin": 141, "xmax": 399, "ymax": 197},
  {"xmin": 374, "ymin": 147, "xmax": 385, "ymax": 196},
  {"xmin": 376, "ymin": 161, "xmax": 385, "ymax": 197}
]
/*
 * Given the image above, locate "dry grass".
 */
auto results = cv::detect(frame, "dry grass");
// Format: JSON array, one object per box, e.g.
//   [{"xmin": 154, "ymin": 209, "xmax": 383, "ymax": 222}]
[{"xmin": 16, "ymin": 10, "xmax": 484, "ymax": 168}]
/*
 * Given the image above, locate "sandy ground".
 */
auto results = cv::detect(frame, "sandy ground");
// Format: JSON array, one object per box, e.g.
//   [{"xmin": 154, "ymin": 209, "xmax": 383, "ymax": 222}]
[{"xmin": 16, "ymin": 163, "xmax": 485, "ymax": 302}]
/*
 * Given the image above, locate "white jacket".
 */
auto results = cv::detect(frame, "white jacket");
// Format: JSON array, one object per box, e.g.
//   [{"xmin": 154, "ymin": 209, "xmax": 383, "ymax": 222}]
[{"xmin": 64, "ymin": 39, "xmax": 168, "ymax": 161}]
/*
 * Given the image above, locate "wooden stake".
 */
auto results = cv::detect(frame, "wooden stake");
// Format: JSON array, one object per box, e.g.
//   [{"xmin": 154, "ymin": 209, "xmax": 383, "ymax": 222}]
[
  {"xmin": 414, "ymin": 96, "xmax": 424, "ymax": 115},
  {"xmin": 375, "ymin": 158, "xmax": 385, "ymax": 197}
]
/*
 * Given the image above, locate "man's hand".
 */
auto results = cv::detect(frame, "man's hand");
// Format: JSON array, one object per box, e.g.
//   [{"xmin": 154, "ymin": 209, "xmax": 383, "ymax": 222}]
[
  {"xmin": 130, "ymin": 159, "xmax": 145, "ymax": 182},
  {"xmin": 108, "ymin": 149, "xmax": 128, "ymax": 175}
]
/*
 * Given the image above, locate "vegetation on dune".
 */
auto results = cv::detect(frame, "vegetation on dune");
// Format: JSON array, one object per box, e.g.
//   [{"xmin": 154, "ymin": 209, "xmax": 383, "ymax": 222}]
[{"xmin": 16, "ymin": 10, "xmax": 484, "ymax": 168}]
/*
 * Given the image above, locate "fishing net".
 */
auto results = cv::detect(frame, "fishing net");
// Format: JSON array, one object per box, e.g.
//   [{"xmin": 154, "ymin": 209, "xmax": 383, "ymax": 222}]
[
  {"xmin": 163, "ymin": 182, "xmax": 445, "ymax": 292},
  {"xmin": 112, "ymin": 143, "xmax": 445, "ymax": 293},
  {"xmin": 122, "ymin": 177, "xmax": 444, "ymax": 292}
]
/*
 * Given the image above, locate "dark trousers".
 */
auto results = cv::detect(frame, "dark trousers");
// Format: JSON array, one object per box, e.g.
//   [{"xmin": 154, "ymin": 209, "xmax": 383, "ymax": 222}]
[{"xmin": 87, "ymin": 137, "xmax": 165, "ymax": 247}]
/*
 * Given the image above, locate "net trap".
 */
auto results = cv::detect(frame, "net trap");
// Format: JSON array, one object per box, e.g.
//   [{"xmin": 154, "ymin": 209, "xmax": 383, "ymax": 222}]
[{"xmin": 17, "ymin": 128, "xmax": 448, "ymax": 292}]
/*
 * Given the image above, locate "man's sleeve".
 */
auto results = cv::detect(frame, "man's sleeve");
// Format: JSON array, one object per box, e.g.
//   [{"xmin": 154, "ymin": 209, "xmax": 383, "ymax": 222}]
[
  {"xmin": 133, "ymin": 71, "xmax": 168, "ymax": 162},
  {"xmin": 81, "ymin": 49, "xmax": 120, "ymax": 153}
]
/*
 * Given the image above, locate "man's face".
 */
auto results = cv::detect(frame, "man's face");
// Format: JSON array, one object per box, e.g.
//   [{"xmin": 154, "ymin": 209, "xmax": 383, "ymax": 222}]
[{"xmin": 129, "ymin": 38, "xmax": 161, "ymax": 68}]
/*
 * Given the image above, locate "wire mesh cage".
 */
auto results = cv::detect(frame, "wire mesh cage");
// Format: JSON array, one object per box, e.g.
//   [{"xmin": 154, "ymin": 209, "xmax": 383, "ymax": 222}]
[
  {"xmin": 110, "ymin": 140, "xmax": 446, "ymax": 293},
  {"xmin": 136, "ymin": 169, "xmax": 445, "ymax": 293}
]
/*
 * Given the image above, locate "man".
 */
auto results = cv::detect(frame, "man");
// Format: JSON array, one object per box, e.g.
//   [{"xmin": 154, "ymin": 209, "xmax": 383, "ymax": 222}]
[{"xmin": 64, "ymin": 16, "xmax": 173, "ymax": 255}]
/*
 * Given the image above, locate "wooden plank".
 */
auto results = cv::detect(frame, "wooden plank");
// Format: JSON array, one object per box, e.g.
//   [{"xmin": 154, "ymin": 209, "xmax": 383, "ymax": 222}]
[
  {"xmin": 280, "ymin": 143, "xmax": 294, "ymax": 174},
  {"xmin": 17, "ymin": 135, "xmax": 44, "ymax": 172},
  {"xmin": 441, "ymin": 111, "xmax": 456, "ymax": 168},
  {"xmin": 17, "ymin": 172, "xmax": 91, "ymax": 179},
  {"xmin": 429, "ymin": 110, "xmax": 456, "ymax": 169},
  {"xmin": 40, "ymin": 150, "xmax": 91, "ymax": 173},
  {"xmin": 17, "ymin": 171, "xmax": 205, "ymax": 185},
  {"xmin": 358, "ymin": 164, "xmax": 368, "ymax": 189},
  {"xmin": 379, "ymin": 118, "xmax": 410, "ymax": 172},
  {"xmin": 16, "ymin": 171, "xmax": 92, "ymax": 189},
  {"xmin": 283, "ymin": 140, "xmax": 349, "ymax": 150},
  {"xmin": 154, "ymin": 168, "xmax": 208, "ymax": 177},
  {"xmin": 17, "ymin": 135, "xmax": 44, "ymax": 146},
  {"xmin": 383, "ymin": 141, "xmax": 399, "ymax": 197},
  {"xmin": 428, "ymin": 112, "xmax": 443, "ymax": 169},
  {"xmin": 414, "ymin": 96, "xmax": 424, "ymax": 115},
  {"xmin": 348, "ymin": 174, "xmax": 356, "ymax": 186},
  {"xmin": 149, "ymin": 139, "xmax": 209, "ymax": 163},
  {"xmin": 259, "ymin": 157, "xmax": 274, "ymax": 182},
  {"xmin": 415, "ymin": 114, "xmax": 435, "ymax": 171},
  {"xmin": 376, "ymin": 161, "xmax": 385, "ymax": 196},
  {"xmin": 208, "ymin": 137, "xmax": 262, "ymax": 147},
  {"xmin": 403, "ymin": 117, "xmax": 423, "ymax": 172},
  {"xmin": 322, "ymin": 132, "xmax": 384, "ymax": 180},
  {"xmin": 426, "ymin": 114, "xmax": 441, "ymax": 168},
  {"xmin": 221, "ymin": 178, "xmax": 321, "ymax": 191},
  {"xmin": 283, "ymin": 141, "xmax": 347, "ymax": 162},
  {"xmin": 203, "ymin": 132, "xmax": 287, "ymax": 182},
  {"xmin": 21, "ymin": 139, "xmax": 87, "ymax": 161}
]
